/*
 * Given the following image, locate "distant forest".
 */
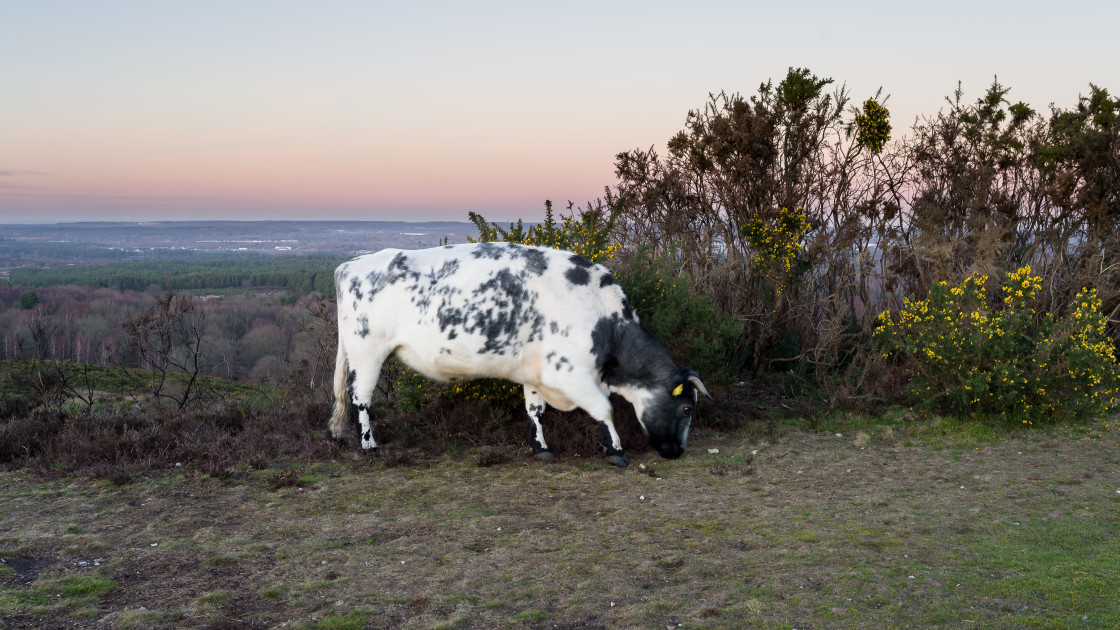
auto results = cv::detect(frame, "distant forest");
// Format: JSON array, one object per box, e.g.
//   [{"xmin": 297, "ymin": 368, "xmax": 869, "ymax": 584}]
[{"xmin": 8, "ymin": 256, "xmax": 345, "ymax": 295}]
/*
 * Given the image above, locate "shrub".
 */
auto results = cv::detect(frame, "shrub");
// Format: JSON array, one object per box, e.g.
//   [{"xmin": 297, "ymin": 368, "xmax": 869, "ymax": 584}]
[
  {"xmin": 742, "ymin": 207, "xmax": 811, "ymax": 279},
  {"xmin": 19, "ymin": 290, "xmax": 39, "ymax": 310},
  {"xmin": 468, "ymin": 198, "xmax": 619, "ymax": 264},
  {"xmin": 875, "ymin": 266, "xmax": 1120, "ymax": 424},
  {"xmin": 854, "ymin": 99, "xmax": 891, "ymax": 153}
]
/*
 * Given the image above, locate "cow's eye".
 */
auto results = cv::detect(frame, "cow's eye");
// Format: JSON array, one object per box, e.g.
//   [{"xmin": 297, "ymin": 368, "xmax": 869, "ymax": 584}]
[{"xmin": 683, "ymin": 406, "xmax": 692, "ymax": 415}]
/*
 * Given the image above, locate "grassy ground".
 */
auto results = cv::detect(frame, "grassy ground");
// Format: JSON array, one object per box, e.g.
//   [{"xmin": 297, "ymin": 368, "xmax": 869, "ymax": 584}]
[{"xmin": 2, "ymin": 415, "xmax": 1118, "ymax": 629}]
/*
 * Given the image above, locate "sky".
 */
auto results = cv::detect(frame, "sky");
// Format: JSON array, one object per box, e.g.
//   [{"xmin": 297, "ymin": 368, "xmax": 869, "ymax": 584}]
[{"xmin": 1, "ymin": 0, "xmax": 1117, "ymax": 224}]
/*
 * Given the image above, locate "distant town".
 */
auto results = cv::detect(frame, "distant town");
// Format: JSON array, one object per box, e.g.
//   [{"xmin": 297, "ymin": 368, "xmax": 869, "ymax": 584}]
[{"xmin": 0, "ymin": 220, "xmax": 483, "ymax": 279}]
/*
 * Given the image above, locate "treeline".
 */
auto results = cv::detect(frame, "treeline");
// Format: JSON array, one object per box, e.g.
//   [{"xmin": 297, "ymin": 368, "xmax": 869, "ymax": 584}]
[
  {"xmin": 0, "ymin": 285, "xmax": 333, "ymax": 391},
  {"xmin": 603, "ymin": 69, "xmax": 1119, "ymax": 418},
  {"xmin": 9, "ymin": 255, "xmax": 346, "ymax": 295}
]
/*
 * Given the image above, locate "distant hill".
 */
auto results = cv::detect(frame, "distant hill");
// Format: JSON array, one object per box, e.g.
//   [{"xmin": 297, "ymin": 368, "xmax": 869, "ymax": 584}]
[{"xmin": 0, "ymin": 220, "xmax": 483, "ymax": 280}]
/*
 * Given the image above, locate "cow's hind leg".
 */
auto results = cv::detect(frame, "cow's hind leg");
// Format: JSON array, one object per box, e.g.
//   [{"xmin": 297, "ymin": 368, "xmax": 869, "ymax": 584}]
[
  {"xmin": 524, "ymin": 387, "xmax": 557, "ymax": 462},
  {"xmin": 347, "ymin": 350, "xmax": 391, "ymax": 453}
]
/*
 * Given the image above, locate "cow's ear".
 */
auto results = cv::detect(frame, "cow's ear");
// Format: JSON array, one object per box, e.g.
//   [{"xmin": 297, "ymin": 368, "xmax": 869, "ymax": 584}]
[{"xmin": 687, "ymin": 372, "xmax": 710, "ymax": 399}]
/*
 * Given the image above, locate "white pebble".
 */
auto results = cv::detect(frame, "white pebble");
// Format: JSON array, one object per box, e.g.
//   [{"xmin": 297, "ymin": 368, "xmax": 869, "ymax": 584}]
[{"xmin": 707, "ymin": 448, "xmax": 719, "ymax": 454}]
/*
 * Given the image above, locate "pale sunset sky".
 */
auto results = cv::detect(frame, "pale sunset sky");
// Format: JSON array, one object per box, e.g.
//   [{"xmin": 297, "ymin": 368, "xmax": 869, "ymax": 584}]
[{"xmin": 1, "ymin": 0, "xmax": 1116, "ymax": 223}]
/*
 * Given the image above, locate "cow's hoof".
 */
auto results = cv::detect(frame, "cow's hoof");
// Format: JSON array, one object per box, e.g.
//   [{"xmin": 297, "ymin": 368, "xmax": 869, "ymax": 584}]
[
  {"xmin": 605, "ymin": 454, "xmax": 630, "ymax": 468},
  {"xmin": 360, "ymin": 446, "xmax": 380, "ymax": 456},
  {"xmin": 533, "ymin": 451, "xmax": 558, "ymax": 463}
]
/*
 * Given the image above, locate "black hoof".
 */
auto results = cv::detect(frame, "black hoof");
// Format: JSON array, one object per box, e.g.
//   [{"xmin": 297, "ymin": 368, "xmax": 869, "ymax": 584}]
[
  {"xmin": 361, "ymin": 446, "xmax": 380, "ymax": 456},
  {"xmin": 605, "ymin": 454, "xmax": 629, "ymax": 468},
  {"xmin": 533, "ymin": 451, "xmax": 558, "ymax": 462}
]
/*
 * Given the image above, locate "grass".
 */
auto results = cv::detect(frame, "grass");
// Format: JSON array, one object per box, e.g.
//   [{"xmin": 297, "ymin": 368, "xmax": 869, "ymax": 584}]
[{"xmin": 1, "ymin": 412, "xmax": 1118, "ymax": 628}]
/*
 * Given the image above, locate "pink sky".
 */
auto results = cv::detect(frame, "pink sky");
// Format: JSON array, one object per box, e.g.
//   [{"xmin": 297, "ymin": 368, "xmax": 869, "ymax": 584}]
[{"xmin": 2, "ymin": 1, "xmax": 1117, "ymax": 223}]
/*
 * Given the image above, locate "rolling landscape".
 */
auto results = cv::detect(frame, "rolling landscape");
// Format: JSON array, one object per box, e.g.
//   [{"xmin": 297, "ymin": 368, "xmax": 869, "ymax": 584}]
[{"xmin": 0, "ymin": 221, "xmax": 476, "ymax": 280}]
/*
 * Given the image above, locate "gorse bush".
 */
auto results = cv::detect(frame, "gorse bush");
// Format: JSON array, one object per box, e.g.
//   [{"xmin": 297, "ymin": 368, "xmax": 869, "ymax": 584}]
[
  {"xmin": 854, "ymin": 99, "xmax": 891, "ymax": 153},
  {"xmin": 741, "ymin": 206, "xmax": 810, "ymax": 294},
  {"xmin": 468, "ymin": 199, "xmax": 619, "ymax": 264},
  {"xmin": 875, "ymin": 267, "xmax": 1120, "ymax": 424},
  {"xmin": 742, "ymin": 207, "xmax": 810, "ymax": 275}
]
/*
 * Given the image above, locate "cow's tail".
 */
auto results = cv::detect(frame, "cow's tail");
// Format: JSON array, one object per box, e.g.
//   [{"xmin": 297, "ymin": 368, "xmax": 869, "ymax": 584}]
[{"xmin": 328, "ymin": 340, "xmax": 350, "ymax": 440}]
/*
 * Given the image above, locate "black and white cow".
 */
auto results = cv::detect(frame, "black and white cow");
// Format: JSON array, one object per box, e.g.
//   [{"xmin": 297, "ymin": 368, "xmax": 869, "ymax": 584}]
[{"xmin": 328, "ymin": 241, "xmax": 708, "ymax": 467}]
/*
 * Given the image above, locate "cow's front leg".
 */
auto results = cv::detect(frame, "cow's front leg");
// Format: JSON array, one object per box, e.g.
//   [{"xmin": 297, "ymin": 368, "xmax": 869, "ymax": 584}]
[
  {"xmin": 581, "ymin": 394, "xmax": 628, "ymax": 467},
  {"xmin": 524, "ymin": 387, "xmax": 557, "ymax": 462},
  {"xmin": 597, "ymin": 419, "xmax": 628, "ymax": 468}
]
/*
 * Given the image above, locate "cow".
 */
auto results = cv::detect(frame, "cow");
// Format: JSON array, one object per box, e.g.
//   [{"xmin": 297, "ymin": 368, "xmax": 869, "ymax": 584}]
[{"xmin": 328, "ymin": 241, "xmax": 709, "ymax": 467}]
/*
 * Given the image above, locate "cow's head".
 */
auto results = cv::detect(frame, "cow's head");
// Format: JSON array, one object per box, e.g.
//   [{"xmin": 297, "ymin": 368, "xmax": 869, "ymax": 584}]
[{"xmin": 637, "ymin": 369, "xmax": 709, "ymax": 459}]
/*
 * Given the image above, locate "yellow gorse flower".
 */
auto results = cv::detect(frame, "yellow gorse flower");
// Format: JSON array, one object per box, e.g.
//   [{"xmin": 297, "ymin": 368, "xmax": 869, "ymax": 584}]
[
  {"xmin": 855, "ymin": 99, "xmax": 891, "ymax": 153},
  {"xmin": 742, "ymin": 207, "xmax": 810, "ymax": 295},
  {"xmin": 874, "ymin": 267, "xmax": 1120, "ymax": 423}
]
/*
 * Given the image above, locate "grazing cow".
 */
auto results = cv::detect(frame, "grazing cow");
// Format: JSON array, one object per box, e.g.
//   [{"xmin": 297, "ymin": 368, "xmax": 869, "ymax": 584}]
[{"xmin": 328, "ymin": 242, "xmax": 708, "ymax": 467}]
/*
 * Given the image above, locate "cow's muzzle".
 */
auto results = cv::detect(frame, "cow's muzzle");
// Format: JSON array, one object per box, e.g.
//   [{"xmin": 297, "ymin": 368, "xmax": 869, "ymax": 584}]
[{"xmin": 655, "ymin": 442, "xmax": 684, "ymax": 459}]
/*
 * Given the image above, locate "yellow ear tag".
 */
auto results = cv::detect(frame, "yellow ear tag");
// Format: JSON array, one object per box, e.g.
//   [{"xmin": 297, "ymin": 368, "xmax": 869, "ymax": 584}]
[{"xmin": 672, "ymin": 384, "xmax": 684, "ymax": 397}]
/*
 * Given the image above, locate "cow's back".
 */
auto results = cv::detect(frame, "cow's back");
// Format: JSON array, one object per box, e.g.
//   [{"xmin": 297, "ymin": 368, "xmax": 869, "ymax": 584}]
[{"xmin": 334, "ymin": 242, "xmax": 632, "ymax": 384}]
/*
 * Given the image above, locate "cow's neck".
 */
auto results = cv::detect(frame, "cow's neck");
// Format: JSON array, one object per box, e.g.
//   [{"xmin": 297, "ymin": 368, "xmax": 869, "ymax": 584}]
[{"xmin": 596, "ymin": 319, "xmax": 677, "ymax": 391}]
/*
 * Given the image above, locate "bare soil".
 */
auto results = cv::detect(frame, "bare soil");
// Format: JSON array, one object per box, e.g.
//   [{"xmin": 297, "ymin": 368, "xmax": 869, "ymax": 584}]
[{"xmin": 2, "ymin": 419, "xmax": 1119, "ymax": 629}]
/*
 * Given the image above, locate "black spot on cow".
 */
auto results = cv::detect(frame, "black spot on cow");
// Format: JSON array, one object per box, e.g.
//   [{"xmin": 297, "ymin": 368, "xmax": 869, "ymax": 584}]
[
  {"xmin": 439, "ymin": 347, "xmax": 452, "ymax": 355},
  {"xmin": 389, "ymin": 252, "xmax": 410, "ymax": 272},
  {"xmin": 461, "ymin": 268, "xmax": 545, "ymax": 354},
  {"xmin": 549, "ymin": 321, "xmax": 560, "ymax": 334},
  {"xmin": 565, "ymin": 266, "xmax": 591, "ymax": 286},
  {"xmin": 356, "ymin": 314, "xmax": 371, "ymax": 338},
  {"xmin": 412, "ymin": 291, "xmax": 432, "ymax": 312},
  {"xmin": 600, "ymin": 273, "xmax": 615, "ymax": 287},
  {"xmin": 348, "ymin": 276, "xmax": 364, "ymax": 301},
  {"xmin": 591, "ymin": 317, "xmax": 619, "ymax": 377},
  {"xmin": 364, "ymin": 271, "xmax": 388, "ymax": 301},
  {"xmin": 621, "ymin": 298, "xmax": 634, "ymax": 320},
  {"xmin": 471, "ymin": 242, "xmax": 505, "ymax": 260},
  {"xmin": 515, "ymin": 246, "xmax": 549, "ymax": 275},
  {"xmin": 569, "ymin": 254, "xmax": 593, "ymax": 268},
  {"xmin": 346, "ymin": 369, "xmax": 357, "ymax": 399},
  {"xmin": 554, "ymin": 356, "xmax": 572, "ymax": 371},
  {"xmin": 438, "ymin": 303, "xmax": 465, "ymax": 333},
  {"xmin": 436, "ymin": 259, "xmax": 460, "ymax": 280},
  {"xmin": 363, "ymin": 253, "xmax": 425, "ymax": 303}
]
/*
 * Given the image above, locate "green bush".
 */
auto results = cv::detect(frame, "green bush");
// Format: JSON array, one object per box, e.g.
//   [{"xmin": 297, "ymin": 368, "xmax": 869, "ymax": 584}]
[
  {"xmin": 468, "ymin": 199, "xmax": 619, "ymax": 264},
  {"xmin": 875, "ymin": 266, "xmax": 1120, "ymax": 424}
]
